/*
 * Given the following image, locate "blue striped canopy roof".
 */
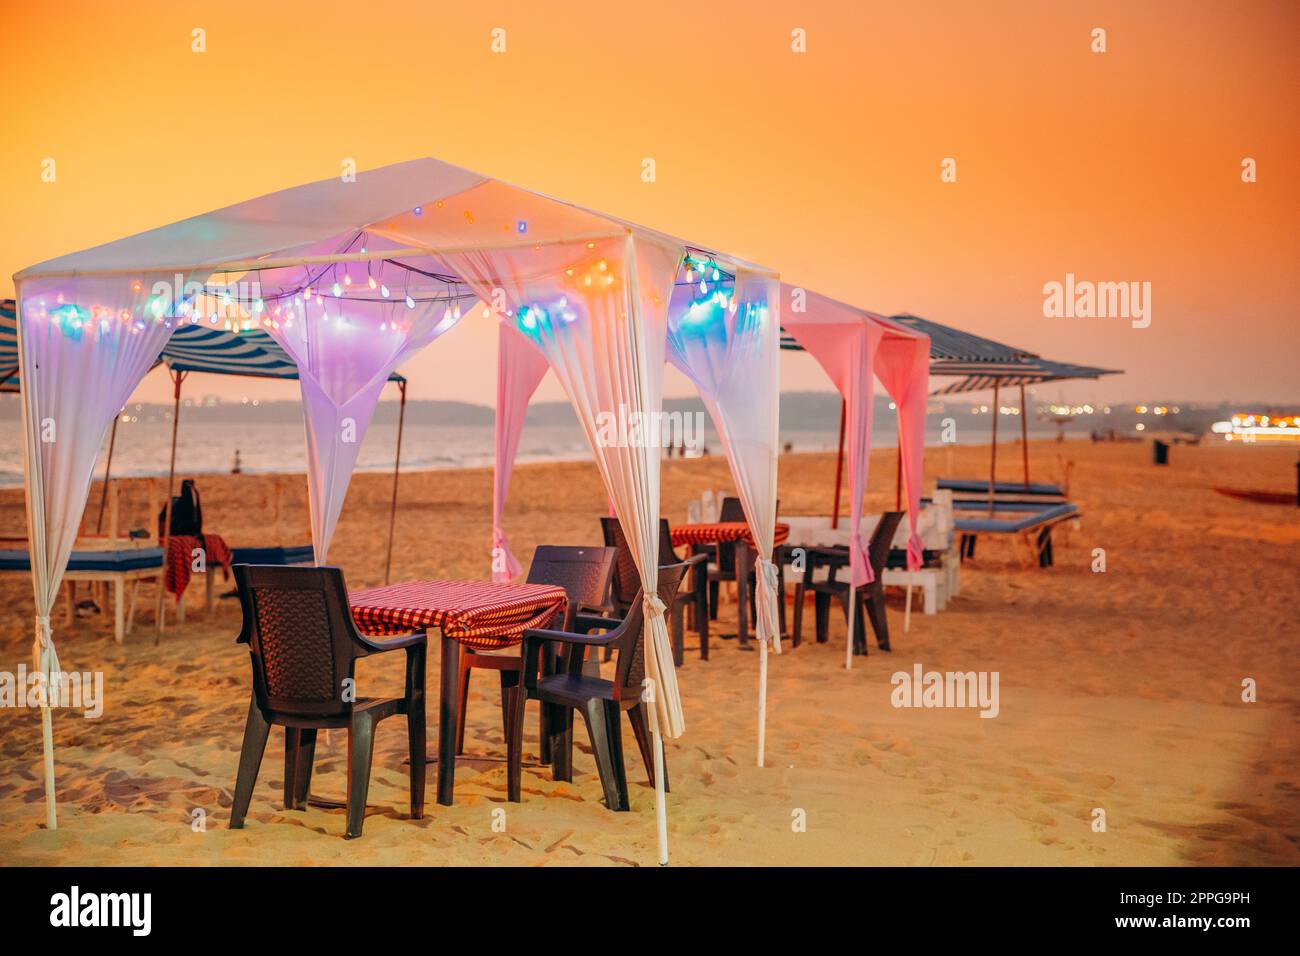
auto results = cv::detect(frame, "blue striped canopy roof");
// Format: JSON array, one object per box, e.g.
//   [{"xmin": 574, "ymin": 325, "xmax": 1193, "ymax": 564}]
[
  {"xmin": 0, "ymin": 300, "xmax": 16, "ymax": 392},
  {"xmin": 780, "ymin": 310, "xmax": 1121, "ymax": 387},
  {"xmin": 781, "ymin": 311, "xmax": 1038, "ymax": 366},
  {"xmin": 929, "ymin": 358, "xmax": 1120, "ymax": 395},
  {"xmin": 0, "ymin": 298, "xmax": 402, "ymax": 392}
]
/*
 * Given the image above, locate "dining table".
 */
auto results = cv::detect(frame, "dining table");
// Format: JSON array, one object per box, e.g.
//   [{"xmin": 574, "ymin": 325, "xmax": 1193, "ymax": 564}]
[
  {"xmin": 165, "ymin": 532, "xmax": 234, "ymax": 621},
  {"xmin": 669, "ymin": 521, "xmax": 790, "ymax": 647},
  {"xmin": 349, "ymin": 579, "xmax": 568, "ymax": 806}
]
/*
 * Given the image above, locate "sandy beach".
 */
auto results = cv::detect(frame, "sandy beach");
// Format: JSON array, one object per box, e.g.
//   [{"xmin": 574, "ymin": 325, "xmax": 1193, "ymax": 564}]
[{"xmin": 0, "ymin": 439, "xmax": 1297, "ymax": 866}]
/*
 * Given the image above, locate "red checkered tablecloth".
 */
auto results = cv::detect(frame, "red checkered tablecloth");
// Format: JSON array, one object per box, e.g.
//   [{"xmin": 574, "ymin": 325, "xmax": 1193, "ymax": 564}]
[
  {"xmin": 165, "ymin": 533, "xmax": 234, "ymax": 596},
  {"xmin": 349, "ymin": 579, "xmax": 568, "ymax": 651},
  {"xmin": 670, "ymin": 521, "xmax": 790, "ymax": 550}
]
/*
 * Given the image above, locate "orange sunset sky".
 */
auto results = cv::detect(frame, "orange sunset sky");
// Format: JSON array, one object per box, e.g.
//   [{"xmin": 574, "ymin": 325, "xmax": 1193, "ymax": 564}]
[{"xmin": 1, "ymin": 0, "xmax": 1296, "ymax": 407}]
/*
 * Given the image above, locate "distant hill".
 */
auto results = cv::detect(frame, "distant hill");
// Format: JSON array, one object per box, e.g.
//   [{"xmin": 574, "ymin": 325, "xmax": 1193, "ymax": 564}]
[
  {"xmin": 0, "ymin": 390, "xmax": 854, "ymax": 430},
  {"xmin": 0, "ymin": 390, "xmax": 1286, "ymax": 438}
]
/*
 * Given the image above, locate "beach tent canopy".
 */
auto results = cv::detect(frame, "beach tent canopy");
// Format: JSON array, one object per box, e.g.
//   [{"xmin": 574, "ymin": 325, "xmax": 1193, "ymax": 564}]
[
  {"xmin": 778, "ymin": 296, "xmax": 929, "ymax": 567},
  {"xmin": 930, "ymin": 357, "xmax": 1120, "ymax": 394},
  {"xmin": 0, "ymin": 299, "xmax": 403, "ymax": 389},
  {"xmin": 926, "ymin": 346, "xmax": 1123, "ymax": 491},
  {"xmin": 12, "ymin": 157, "xmax": 799, "ymax": 858},
  {"xmin": 880, "ymin": 313, "xmax": 1037, "ymax": 364},
  {"xmin": 776, "ymin": 294, "xmax": 931, "ymax": 670}
]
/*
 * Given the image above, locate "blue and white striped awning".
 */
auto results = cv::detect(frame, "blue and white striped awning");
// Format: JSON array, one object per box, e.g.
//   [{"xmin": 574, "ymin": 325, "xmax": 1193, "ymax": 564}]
[
  {"xmin": 779, "ymin": 308, "xmax": 1121, "ymax": 389},
  {"xmin": 930, "ymin": 358, "xmax": 1120, "ymax": 395},
  {"xmin": 0, "ymin": 300, "xmax": 17, "ymax": 393},
  {"xmin": 0, "ymin": 299, "xmax": 402, "ymax": 391},
  {"xmin": 781, "ymin": 311, "xmax": 1038, "ymax": 366},
  {"xmin": 882, "ymin": 314, "xmax": 1038, "ymax": 363}
]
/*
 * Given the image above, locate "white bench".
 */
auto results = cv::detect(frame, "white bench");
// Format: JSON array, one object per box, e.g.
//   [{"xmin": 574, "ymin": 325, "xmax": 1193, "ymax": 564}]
[{"xmin": 779, "ymin": 491, "xmax": 961, "ymax": 631}]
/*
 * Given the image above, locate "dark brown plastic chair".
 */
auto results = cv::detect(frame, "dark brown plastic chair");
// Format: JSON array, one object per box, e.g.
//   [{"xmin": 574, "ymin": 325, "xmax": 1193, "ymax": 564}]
[
  {"xmin": 703, "ymin": 496, "xmax": 785, "ymax": 635},
  {"xmin": 228, "ymin": 564, "xmax": 426, "ymax": 839},
  {"xmin": 507, "ymin": 561, "xmax": 688, "ymax": 810},
  {"xmin": 454, "ymin": 545, "xmax": 615, "ymax": 760},
  {"xmin": 793, "ymin": 511, "xmax": 904, "ymax": 654},
  {"xmin": 601, "ymin": 516, "xmax": 707, "ymax": 663}
]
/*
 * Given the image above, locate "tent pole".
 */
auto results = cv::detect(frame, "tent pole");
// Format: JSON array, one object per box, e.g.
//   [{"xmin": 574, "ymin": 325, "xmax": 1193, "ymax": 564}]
[
  {"xmin": 757, "ymin": 640, "xmax": 768, "ymax": 767},
  {"xmin": 845, "ymin": 584, "xmax": 856, "ymax": 669},
  {"xmin": 647, "ymin": 679, "xmax": 669, "ymax": 865},
  {"xmin": 895, "ymin": 443, "xmax": 902, "ymax": 511},
  {"xmin": 1020, "ymin": 383, "xmax": 1030, "ymax": 488},
  {"xmin": 155, "ymin": 370, "xmax": 185, "ymax": 642},
  {"xmin": 830, "ymin": 398, "xmax": 846, "ymax": 529},
  {"xmin": 384, "ymin": 380, "xmax": 407, "ymax": 585},
  {"xmin": 95, "ymin": 415, "xmax": 119, "ymax": 534},
  {"xmin": 40, "ymin": 703, "xmax": 56, "ymax": 829},
  {"xmin": 988, "ymin": 381, "xmax": 1000, "ymax": 516}
]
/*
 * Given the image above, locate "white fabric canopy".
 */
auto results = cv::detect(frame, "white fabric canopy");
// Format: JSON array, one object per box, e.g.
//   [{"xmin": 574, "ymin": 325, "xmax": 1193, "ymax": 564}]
[
  {"xmin": 15, "ymin": 158, "xmax": 780, "ymax": 860},
  {"xmin": 14, "ymin": 157, "xmax": 927, "ymax": 864}
]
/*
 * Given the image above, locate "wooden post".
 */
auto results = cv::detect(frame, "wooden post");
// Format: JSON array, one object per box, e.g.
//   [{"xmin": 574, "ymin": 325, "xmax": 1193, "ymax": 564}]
[
  {"xmin": 155, "ymin": 370, "xmax": 186, "ymax": 641},
  {"xmin": 988, "ymin": 381, "xmax": 1000, "ymax": 515},
  {"xmin": 108, "ymin": 481, "xmax": 120, "ymax": 544},
  {"xmin": 895, "ymin": 444, "xmax": 902, "ymax": 511},
  {"xmin": 384, "ymin": 380, "xmax": 407, "ymax": 585},
  {"xmin": 831, "ymin": 397, "xmax": 846, "ymax": 529},
  {"xmin": 1019, "ymin": 383, "xmax": 1030, "ymax": 488},
  {"xmin": 95, "ymin": 415, "xmax": 119, "ymax": 533}
]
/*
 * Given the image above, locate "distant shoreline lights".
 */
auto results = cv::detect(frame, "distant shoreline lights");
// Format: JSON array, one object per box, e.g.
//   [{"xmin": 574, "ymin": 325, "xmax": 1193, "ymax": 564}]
[{"xmin": 1212, "ymin": 413, "xmax": 1300, "ymax": 443}]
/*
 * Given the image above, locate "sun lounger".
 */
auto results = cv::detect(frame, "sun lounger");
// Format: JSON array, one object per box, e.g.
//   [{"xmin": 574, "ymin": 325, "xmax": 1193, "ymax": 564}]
[
  {"xmin": 937, "ymin": 478, "xmax": 1065, "ymax": 498},
  {"xmin": 0, "ymin": 546, "xmax": 164, "ymax": 643},
  {"xmin": 955, "ymin": 502, "xmax": 1079, "ymax": 568}
]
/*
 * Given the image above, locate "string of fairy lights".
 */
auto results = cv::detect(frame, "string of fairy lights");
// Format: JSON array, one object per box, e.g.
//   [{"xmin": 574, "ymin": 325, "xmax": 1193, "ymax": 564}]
[{"xmin": 29, "ymin": 216, "xmax": 757, "ymax": 344}]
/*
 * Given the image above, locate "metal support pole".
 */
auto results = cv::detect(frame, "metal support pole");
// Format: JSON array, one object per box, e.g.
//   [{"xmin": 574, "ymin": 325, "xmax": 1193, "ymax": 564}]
[
  {"xmin": 831, "ymin": 397, "xmax": 846, "ymax": 529},
  {"xmin": 384, "ymin": 380, "xmax": 407, "ymax": 585},
  {"xmin": 155, "ymin": 370, "xmax": 186, "ymax": 641}
]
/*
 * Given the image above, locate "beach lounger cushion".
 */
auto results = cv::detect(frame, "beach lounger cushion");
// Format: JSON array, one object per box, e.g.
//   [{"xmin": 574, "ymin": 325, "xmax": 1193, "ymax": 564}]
[
  {"xmin": 954, "ymin": 503, "xmax": 1078, "ymax": 534},
  {"xmin": 230, "ymin": 545, "xmax": 315, "ymax": 566},
  {"xmin": 0, "ymin": 547, "xmax": 164, "ymax": 573},
  {"xmin": 938, "ymin": 478, "xmax": 1065, "ymax": 496},
  {"xmin": 949, "ymin": 499, "xmax": 1072, "ymax": 512}
]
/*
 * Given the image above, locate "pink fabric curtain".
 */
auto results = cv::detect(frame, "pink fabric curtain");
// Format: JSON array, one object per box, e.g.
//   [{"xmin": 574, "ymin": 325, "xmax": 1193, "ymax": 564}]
[
  {"xmin": 492, "ymin": 322, "xmax": 549, "ymax": 581},
  {"xmin": 874, "ymin": 329, "xmax": 931, "ymax": 570},
  {"xmin": 780, "ymin": 306, "xmax": 884, "ymax": 586}
]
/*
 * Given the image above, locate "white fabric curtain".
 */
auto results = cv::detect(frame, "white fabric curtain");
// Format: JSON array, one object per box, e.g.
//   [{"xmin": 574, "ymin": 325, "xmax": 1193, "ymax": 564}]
[
  {"xmin": 665, "ymin": 264, "xmax": 782, "ymax": 763},
  {"xmin": 262, "ymin": 259, "xmax": 462, "ymax": 563},
  {"xmin": 667, "ymin": 266, "xmax": 782, "ymax": 648},
  {"xmin": 491, "ymin": 322, "xmax": 549, "ymax": 581},
  {"xmin": 16, "ymin": 274, "xmax": 186, "ymax": 827},
  {"xmin": 441, "ymin": 232, "xmax": 683, "ymax": 860}
]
